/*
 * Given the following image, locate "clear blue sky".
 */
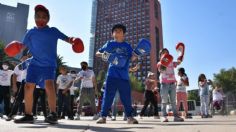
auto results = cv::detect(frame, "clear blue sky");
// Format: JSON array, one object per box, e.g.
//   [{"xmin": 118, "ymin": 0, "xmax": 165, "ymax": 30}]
[{"xmin": 1, "ymin": 0, "xmax": 236, "ymax": 90}]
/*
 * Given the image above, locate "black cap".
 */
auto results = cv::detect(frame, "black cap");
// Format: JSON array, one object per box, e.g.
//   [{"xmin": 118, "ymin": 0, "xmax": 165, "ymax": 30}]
[{"xmin": 112, "ymin": 24, "xmax": 126, "ymax": 33}]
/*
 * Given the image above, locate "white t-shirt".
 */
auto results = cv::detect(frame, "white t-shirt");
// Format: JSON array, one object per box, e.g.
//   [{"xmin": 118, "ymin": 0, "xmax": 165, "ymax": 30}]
[
  {"xmin": 14, "ymin": 64, "xmax": 27, "ymax": 82},
  {"xmin": 0, "ymin": 70, "xmax": 14, "ymax": 86},
  {"xmin": 176, "ymin": 75, "xmax": 188, "ymax": 93},
  {"xmin": 56, "ymin": 74, "xmax": 73, "ymax": 90},
  {"xmin": 78, "ymin": 69, "xmax": 95, "ymax": 88},
  {"xmin": 213, "ymin": 89, "xmax": 223, "ymax": 101},
  {"xmin": 69, "ymin": 74, "xmax": 78, "ymax": 95}
]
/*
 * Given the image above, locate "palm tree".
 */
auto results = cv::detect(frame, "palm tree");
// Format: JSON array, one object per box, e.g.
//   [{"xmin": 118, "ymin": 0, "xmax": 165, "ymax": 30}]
[{"xmin": 56, "ymin": 55, "xmax": 66, "ymax": 76}]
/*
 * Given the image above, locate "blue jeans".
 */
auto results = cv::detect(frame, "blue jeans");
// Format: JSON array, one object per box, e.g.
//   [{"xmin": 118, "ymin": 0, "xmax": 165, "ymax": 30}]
[
  {"xmin": 160, "ymin": 83, "xmax": 178, "ymax": 117},
  {"xmin": 200, "ymin": 95, "xmax": 209, "ymax": 115},
  {"xmin": 101, "ymin": 77, "xmax": 132, "ymax": 117}
]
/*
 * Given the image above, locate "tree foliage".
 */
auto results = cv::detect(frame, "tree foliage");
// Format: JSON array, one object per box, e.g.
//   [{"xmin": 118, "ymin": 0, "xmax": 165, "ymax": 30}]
[
  {"xmin": 213, "ymin": 67, "xmax": 236, "ymax": 93},
  {"xmin": 129, "ymin": 73, "xmax": 144, "ymax": 93},
  {"xmin": 56, "ymin": 55, "xmax": 66, "ymax": 76}
]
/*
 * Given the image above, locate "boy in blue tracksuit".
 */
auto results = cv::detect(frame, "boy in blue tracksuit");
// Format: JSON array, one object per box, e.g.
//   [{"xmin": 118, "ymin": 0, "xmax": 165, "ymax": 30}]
[{"xmin": 95, "ymin": 24, "xmax": 138, "ymax": 124}]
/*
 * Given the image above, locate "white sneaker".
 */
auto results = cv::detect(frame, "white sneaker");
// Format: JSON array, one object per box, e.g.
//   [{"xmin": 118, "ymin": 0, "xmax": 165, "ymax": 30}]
[
  {"xmin": 111, "ymin": 116, "xmax": 116, "ymax": 121},
  {"xmin": 75, "ymin": 115, "xmax": 80, "ymax": 120},
  {"xmin": 96, "ymin": 117, "xmax": 106, "ymax": 124},
  {"xmin": 93, "ymin": 114, "xmax": 99, "ymax": 120}
]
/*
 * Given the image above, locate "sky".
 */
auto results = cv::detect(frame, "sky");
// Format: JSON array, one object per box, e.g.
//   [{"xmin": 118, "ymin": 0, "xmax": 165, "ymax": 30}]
[{"xmin": 1, "ymin": 0, "xmax": 236, "ymax": 90}]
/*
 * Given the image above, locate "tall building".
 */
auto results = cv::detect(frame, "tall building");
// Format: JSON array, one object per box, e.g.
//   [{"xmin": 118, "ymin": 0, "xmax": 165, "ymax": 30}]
[
  {"xmin": 90, "ymin": 0, "xmax": 163, "ymax": 82},
  {"xmin": 0, "ymin": 3, "xmax": 29, "ymax": 45}
]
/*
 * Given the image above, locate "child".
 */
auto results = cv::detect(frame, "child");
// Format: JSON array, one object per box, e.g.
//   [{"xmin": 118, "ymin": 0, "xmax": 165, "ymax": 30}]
[
  {"xmin": 176, "ymin": 67, "xmax": 191, "ymax": 118},
  {"xmin": 56, "ymin": 66, "xmax": 74, "ymax": 120},
  {"xmin": 12, "ymin": 5, "xmax": 83, "ymax": 124},
  {"xmin": 0, "ymin": 62, "xmax": 14, "ymax": 116},
  {"xmin": 198, "ymin": 74, "xmax": 210, "ymax": 118},
  {"xmin": 95, "ymin": 24, "xmax": 138, "ymax": 124},
  {"xmin": 6, "ymin": 53, "xmax": 31, "ymax": 121},
  {"xmin": 139, "ymin": 72, "xmax": 159, "ymax": 119},
  {"xmin": 157, "ymin": 48, "xmax": 184, "ymax": 122}
]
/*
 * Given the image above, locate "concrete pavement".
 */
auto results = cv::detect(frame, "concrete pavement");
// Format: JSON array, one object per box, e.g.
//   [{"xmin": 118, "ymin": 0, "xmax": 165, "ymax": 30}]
[{"xmin": 0, "ymin": 115, "xmax": 236, "ymax": 132}]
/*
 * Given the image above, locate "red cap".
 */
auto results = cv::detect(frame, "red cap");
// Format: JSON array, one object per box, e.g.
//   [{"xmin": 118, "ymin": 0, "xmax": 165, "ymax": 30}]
[{"xmin": 34, "ymin": 5, "xmax": 50, "ymax": 19}]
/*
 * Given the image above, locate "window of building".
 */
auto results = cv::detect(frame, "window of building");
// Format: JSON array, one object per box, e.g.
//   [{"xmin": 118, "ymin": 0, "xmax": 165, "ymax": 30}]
[{"xmin": 154, "ymin": 0, "xmax": 159, "ymax": 19}]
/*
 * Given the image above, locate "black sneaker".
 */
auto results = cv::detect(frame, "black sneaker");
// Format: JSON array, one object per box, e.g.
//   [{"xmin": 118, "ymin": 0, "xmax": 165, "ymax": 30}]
[
  {"xmin": 45, "ymin": 112, "xmax": 58, "ymax": 124},
  {"xmin": 5, "ymin": 115, "xmax": 14, "ymax": 121},
  {"xmin": 14, "ymin": 114, "xmax": 34, "ymax": 123}
]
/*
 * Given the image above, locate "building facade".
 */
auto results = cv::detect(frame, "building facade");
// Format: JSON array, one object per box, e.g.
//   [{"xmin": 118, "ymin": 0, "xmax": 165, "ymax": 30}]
[
  {"xmin": 0, "ymin": 3, "xmax": 29, "ymax": 45},
  {"xmin": 90, "ymin": 0, "xmax": 163, "ymax": 82}
]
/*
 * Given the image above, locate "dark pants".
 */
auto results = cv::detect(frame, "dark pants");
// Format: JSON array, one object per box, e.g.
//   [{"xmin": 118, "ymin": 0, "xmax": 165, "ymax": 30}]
[
  {"xmin": 8, "ymin": 81, "xmax": 25, "ymax": 117},
  {"xmin": 57, "ymin": 90, "xmax": 73, "ymax": 118},
  {"xmin": 33, "ymin": 88, "xmax": 47, "ymax": 117},
  {"xmin": 140, "ymin": 90, "xmax": 159, "ymax": 116},
  {"xmin": 0, "ymin": 85, "xmax": 11, "ymax": 115},
  {"xmin": 70, "ymin": 95, "xmax": 75, "ymax": 116}
]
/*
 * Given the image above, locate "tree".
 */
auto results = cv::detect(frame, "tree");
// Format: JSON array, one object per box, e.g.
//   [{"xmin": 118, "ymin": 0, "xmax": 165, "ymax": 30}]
[
  {"xmin": 188, "ymin": 89, "xmax": 200, "ymax": 102},
  {"xmin": 213, "ymin": 67, "xmax": 236, "ymax": 93},
  {"xmin": 56, "ymin": 55, "xmax": 66, "ymax": 76},
  {"xmin": 129, "ymin": 73, "xmax": 144, "ymax": 92}
]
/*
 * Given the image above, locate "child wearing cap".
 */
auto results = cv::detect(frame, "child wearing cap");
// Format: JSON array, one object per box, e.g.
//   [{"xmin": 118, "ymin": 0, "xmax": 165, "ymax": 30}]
[{"xmin": 13, "ymin": 5, "xmax": 84, "ymax": 124}]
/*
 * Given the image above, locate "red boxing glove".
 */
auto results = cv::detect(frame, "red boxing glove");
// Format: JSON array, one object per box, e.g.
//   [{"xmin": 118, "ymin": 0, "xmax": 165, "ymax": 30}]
[
  {"xmin": 160, "ymin": 53, "xmax": 173, "ymax": 67},
  {"xmin": 176, "ymin": 42, "xmax": 185, "ymax": 62},
  {"xmin": 4, "ymin": 41, "xmax": 24, "ymax": 57},
  {"xmin": 69, "ymin": 37, "xmax": 84, "ymax": 53}
]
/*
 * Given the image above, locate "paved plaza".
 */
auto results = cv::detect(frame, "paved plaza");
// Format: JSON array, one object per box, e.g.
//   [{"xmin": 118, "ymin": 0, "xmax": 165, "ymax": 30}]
[{"xmin": 0, "ymin": 115, "xmax": 236, "ymax": 132}]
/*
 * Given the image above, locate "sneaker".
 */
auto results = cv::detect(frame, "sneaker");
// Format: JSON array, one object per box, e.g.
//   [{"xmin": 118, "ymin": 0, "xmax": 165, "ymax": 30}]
[
  {"xmin": 185, "ymin": 115, "xmax": 193, "ymax": 119},
  {"xmin": 5, "ymin": 116, "xmax": 13, "ymax": 121},
  {"xmin": 207, "ymin": 114, "xmax": 212, "ymax": 118},
  {"xmin": 111, "ymin": 116, "xmax": 116, "ymax": 121},
  {"xmin": 0, "ymin": 113, "xmax": 3, "ymax": 118},
  {"xmin": 139, "ymin": 115, "xmax": 143, "ymax": 119},
  {"xmin": 14, "ymin": 114, "xmax": 34, "ymax": 123},
  {"xmin": 154, "ymin": 116, "xmax": 160, "ymax": 119},
  {"xmin": 201, "ymin": 115, "xmax": 207, "ymax": 118},
  {"xmin": 68, "ymin": 116, "xmax": 74, "ymax": 120},
  {"xmin": 127, "ymin": 117, "xmax": 138, "ymax": 124},
  {"xmin": 75, "ymin": 114, "xmax": 80, "ymax": 120},
  {"xmin": 96, "ymin": 117, "xmax": 106, "ymax": 124},
  {"xmin": 161, "ymin": 117, "xmax": 169, "ymax": 122},
  {"xmin": 174, "ymin": 116, "xmax": 184, "ymax": 122},
  {"xmin": 93, "ymin": 114, "xmax": 99, "ymax": 120},
  {"xmin": 44, "ymin": 112, "xmax": 58, "ymax": 124}
]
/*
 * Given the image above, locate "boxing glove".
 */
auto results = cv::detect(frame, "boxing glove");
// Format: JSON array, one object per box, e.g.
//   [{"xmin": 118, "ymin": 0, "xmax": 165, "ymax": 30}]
[
  {"xmin": 133, "ymin": 38, "xmax": 151, "ymax": 56},
  {"xmin": 4, "ymin": 41, "xmax": 24, "ymax": 57},
  {"xmin": 160, "ymin": 53, "xmax": 173, "ymax": 67},
  {"xmin": 69, "ymin": 37, "xmax": 84, "ymax": 53},
  {"xmin": 176, "ymin": 42, "xmax": 185, "ymax": 62}
]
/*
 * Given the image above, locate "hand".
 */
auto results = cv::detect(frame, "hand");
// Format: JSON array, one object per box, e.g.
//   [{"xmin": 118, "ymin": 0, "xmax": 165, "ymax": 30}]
[{"xmin": 101, "ymin": 51, "xmax": 111, "ymax": 61}]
